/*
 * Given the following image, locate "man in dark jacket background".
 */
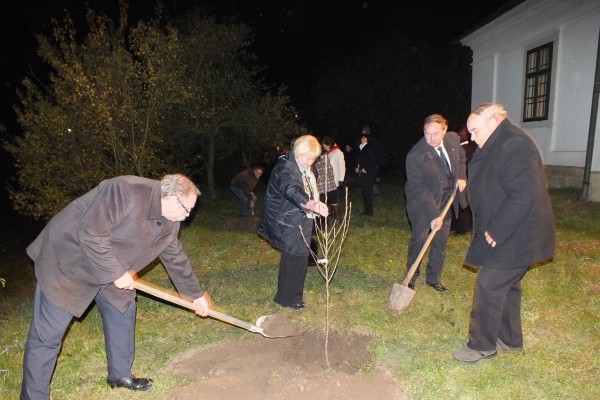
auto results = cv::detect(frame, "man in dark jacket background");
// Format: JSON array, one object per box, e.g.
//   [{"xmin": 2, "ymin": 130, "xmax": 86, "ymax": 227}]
[
  {"xmin": 453, "ymin": 103, "xmax": 555, "ymax": 363},
  {"xmin": 355, "ymin": 131, "xmax": 378, "ymax": 216},
  {"xmin": 405, "ymin": 114, "xmax": 467, "ymax": 291},
  {"xmin": 230, "ymin": 166, "xmax": 263, "ymax": 216},
  {"xmin": 21, "ymin": 174, "xmax": 210, "ymax": 398}
]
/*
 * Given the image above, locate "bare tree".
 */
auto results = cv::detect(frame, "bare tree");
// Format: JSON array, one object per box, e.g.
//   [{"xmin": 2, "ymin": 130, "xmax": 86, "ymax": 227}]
[{"xmin": 301, "ymin": 160, "xmax": 351, "ymax": 368}]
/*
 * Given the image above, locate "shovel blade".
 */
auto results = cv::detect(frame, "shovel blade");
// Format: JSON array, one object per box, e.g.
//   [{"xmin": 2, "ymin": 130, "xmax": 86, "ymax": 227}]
[{"xmin": 387, "ymin": 283, "xmax": 416, "ymax": 316}]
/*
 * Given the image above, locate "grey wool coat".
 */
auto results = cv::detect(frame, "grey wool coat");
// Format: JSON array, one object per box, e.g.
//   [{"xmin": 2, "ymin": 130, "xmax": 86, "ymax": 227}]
[
  {"xmin": 465, "ymin": 119, "xmax": 556, "ymax": 269},
  {"xmin": 27, "ymin": 176, "xmax": 204, "ymax": 317}
]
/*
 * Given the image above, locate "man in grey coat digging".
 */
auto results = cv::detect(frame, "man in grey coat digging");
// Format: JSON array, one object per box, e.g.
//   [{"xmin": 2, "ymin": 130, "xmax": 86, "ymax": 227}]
[
  {"xmin": 20, "ymin": 174, "xmax": 210, "ymax": 399},
  {"xmin": 453, "ymin": 103, "xmax": 555, "ymax": 363}
]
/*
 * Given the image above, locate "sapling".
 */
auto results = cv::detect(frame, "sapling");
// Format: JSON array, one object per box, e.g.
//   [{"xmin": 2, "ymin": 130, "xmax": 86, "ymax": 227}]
[{"xmin": 301, "ymin": 154, "xmax": 351, "ymax": 368}]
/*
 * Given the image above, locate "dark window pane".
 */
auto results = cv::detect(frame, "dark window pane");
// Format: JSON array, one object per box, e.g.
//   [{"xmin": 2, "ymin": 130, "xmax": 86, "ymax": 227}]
[{"xmin": 523, "ymin": 42, "xmax": 553, "ymax": 122}]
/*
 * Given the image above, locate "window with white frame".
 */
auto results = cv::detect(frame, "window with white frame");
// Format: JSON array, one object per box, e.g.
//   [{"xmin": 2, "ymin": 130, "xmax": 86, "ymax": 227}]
[{"xmin": 523, "ymin": 42, "xmax": 553, "ymax": 122}]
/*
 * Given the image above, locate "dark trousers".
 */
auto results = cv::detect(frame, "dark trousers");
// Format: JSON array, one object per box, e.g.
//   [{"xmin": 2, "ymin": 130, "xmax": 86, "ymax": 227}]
[
  {"xmin": 273, "ymin": 251, "xmax": 308, "ymax": 307},
  {"xmin": 96, "ymin": 290, "xmax": 136, "ymax": 380},
  {"xmin": 467, "ymin": 266, "xmax": 529, "ymax": 351},
  {"xmin": 407, "ymin": 213, "xmax": 451, "ymax": 285},
  {"xmin": 230, "ymin": 186, "xmax": 256, "ymax": 216},
  {"xmin": 451, "ymin": 206, "xmax": 473, "ymax": 234},
  {"xmin": 21, "ymin": 285, "xmax": 136, "ymax": 399},
  {"xmin": 359, "ymin": 182, "xmax": 374, "ymax": 215}
]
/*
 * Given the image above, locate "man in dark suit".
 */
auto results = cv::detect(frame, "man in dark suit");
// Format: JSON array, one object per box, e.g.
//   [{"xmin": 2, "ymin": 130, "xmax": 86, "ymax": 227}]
[
  {"xmin": 355, "ymin": 132, "xmax": 378, "ymax": 216},
  {"xmin": 453, "ymin": 103, "xmax": 555, "ymax": 363},
  {"xmin": 405, "ymin": 114, "xmax": 467, "ymax": 291},
  {"xmin": 21, "ymin": 174, "xmax": 211, "ymax": 399}
]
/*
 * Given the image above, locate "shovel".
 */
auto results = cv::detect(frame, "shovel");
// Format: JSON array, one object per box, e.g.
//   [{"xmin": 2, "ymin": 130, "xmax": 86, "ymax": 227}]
[
  {"xmin": 133, "ymin": 281, "xmax": 285, "ymax": 338},
  {"xmin": 387, "ymin": 183, "xmax": 459, "ymax": 315}
]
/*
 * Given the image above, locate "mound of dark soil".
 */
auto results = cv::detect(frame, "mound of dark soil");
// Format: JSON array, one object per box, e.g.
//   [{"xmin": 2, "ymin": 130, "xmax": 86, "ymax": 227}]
[{"xmin": 166, "ymin": 330, "xmax": 408, "ymax": 399}]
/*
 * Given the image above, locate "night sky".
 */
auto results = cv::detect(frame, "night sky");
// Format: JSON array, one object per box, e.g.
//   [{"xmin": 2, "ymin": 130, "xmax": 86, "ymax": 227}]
[
  {"xmin": 0, "ymin": 0, "xmax": 517, "ymax": 131},
  {"xmin": 0, "ymin": 0, "xmax": 518, "ymax": 219}
]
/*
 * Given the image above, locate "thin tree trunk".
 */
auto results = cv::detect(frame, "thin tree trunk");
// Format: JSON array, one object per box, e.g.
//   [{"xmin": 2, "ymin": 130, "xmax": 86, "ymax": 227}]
[{"xmin": 206, "ymin": 131, "xmax": 217, "ymax": 200}]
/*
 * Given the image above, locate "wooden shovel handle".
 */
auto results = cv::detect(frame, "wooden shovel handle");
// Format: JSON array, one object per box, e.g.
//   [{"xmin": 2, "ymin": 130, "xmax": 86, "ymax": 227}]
[
  {"xmin": 403, "ymin": 183, "xmax": 459, "ymax": 286},
  {"xmin": 133, "ymin": 281, "xmax": 263, "ymax": 333}
]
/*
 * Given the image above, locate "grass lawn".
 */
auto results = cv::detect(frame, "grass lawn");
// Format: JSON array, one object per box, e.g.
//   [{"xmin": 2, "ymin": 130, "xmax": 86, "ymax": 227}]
[{"xmin": 1, "ymin": 178, "xmax": 599, "ymax": 399}]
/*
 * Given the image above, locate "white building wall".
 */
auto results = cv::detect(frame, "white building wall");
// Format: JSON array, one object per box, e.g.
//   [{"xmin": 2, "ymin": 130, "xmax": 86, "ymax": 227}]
[
  {"xmin": 462, "ymin": 0, "xmax": 600, "ymax": 199},
  {"xmin": 470, "ymin": 57, "xmax": 496, "ymax": 105}
]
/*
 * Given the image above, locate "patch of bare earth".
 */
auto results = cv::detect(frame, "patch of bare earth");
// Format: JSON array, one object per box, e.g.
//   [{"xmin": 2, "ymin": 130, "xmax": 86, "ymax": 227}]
[
  {"xmin": 166, "ymin": 329, "xmax": 409, "ymax": 400},
  {"xmin": 167, "ymin": 216, "xmax": 408, "ymax": 399}
]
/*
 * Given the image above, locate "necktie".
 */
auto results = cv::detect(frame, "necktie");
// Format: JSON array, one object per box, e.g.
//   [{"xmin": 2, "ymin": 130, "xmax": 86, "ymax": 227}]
[{"xmin": 437, "ymin": 146, "xmax": 451, "ymax": 174}]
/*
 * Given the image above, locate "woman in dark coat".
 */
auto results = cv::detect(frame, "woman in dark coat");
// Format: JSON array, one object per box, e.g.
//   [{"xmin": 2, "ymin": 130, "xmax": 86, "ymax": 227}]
[
  {"xmin": 257, "ymin": 134, "xmax": 329, "ymax": 311},
  {"xmin": 453, "ymin": 103, "xmax": 555, "ymax": 363}
]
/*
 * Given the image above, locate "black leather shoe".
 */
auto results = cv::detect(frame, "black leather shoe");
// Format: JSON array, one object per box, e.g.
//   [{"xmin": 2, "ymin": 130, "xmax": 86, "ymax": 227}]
[
  {"xmin": 427, "ymin": 283, "xmax": 448, "ymax": 292},
  {"xmin": 408, "ymin": 281, "xmax": 416, "ymax": 290},
  {"xmin": 107, "ymin": 376, "xmax": 153, "ymax": 391},
  {"xmin": 290, "ymin": 303, "xmax": 305, "ymax": 311}
]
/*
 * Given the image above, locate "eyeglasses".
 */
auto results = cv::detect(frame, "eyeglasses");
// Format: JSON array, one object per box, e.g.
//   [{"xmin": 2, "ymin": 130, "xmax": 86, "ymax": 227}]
[{"xmin": 174, "ymin": 196, "xmax": 191, "ymax": 214}]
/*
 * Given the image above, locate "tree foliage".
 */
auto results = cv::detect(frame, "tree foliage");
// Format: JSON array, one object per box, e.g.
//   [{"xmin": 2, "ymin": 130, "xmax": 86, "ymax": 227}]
[
  {"xmin": 5, "ymin": 3, "xmax": 303, "ymax": 218},
  {"xmin": 166, "ymin": 11, "xmax": 303, "ymax": 199},
  {"xmin": 5, "ymin": 4, "xmax": 185, "ymax": 220}
]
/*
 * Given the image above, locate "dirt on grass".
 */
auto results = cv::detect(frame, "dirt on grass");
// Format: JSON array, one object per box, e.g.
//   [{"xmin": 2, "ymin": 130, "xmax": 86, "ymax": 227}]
[
  {"xmin": 164, "ymin": 215, "xmax": 409, "ymax": 399},
  {"xmin": 165, "ymin": 329, "xmax": 408, "ymax": 400}
]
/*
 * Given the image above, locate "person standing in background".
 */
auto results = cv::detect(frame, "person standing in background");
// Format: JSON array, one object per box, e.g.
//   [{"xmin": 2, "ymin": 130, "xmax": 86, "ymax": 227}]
[
  {"xmin": 321, "ymin": 136, "xmax": 345, "ymax": 220},
  {"xmin": 451, "ymin": 125, "xmax": 476, "ymax": 235},
  {"xmin": 355, "ymin": 132, "xmax": 377, "ymax": 216},
  {"xmin": 314, "ymin": 151, "xmax": 338, "ymax": 223},
  {"xmin": 453, "ymin": 103, "xmax": 555, "ymax": 363},
  {"xmin": 343, "ymin": 143, "xmax": 357, "ymax": 187},
  {"xmin": 230, "ymin": 166, "xmax": 263, "ymax": 217}
]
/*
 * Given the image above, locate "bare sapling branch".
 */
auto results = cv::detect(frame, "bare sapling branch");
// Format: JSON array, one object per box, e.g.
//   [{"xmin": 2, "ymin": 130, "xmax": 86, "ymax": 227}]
[{"xmin": 300, "ymin": 153, "xmax": 351, "ymax": 368}]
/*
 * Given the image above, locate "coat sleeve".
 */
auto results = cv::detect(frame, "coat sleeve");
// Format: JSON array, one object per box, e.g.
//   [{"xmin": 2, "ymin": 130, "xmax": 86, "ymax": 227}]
[
  {"xmin": 159, "ymin": 238, "xmax": 204, "ymax": 300},
  {"xmin": 330, "ymin": 150, "xmax": 346, "ymax": 185},
  {"xmin": 457, "ymin": 141, "xmax": 467, "ymax": 181},
  {"xmin": 486, "ymin": 136, "xmax": 541, "ymax": 245}
]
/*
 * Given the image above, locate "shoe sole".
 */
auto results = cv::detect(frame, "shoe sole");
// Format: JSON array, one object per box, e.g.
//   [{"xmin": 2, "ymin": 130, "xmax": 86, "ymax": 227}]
[
  {"xmin": 454, "ymin": 351, "xmax": 497, "ymax": 363},
  {"xmin": 427, "ymin": 284, "xmax": 448, "ymax": 292},
  {"xmin": 107, "ymin": 383, "xmax": 153, "ymax": 391},
  {"xmin": 497, "ymin": 339, "xmax": 523, "ymax": 353}
]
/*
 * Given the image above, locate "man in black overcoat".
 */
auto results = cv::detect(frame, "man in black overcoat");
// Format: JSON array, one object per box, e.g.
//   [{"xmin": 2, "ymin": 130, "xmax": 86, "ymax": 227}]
[
  {"xmin": 453, "ymin": 103, "xmax": 555, "ymax": 363},
  {"xmin": 355, "ymin": 132, "xmax": 378, "ymax": 215}
]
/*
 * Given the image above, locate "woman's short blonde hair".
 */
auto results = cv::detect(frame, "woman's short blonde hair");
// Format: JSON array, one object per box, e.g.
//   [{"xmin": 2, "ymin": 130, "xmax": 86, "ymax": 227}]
[{"xmin": 293, "ymin": 134, "xmax": 322, "ymax": 159}]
